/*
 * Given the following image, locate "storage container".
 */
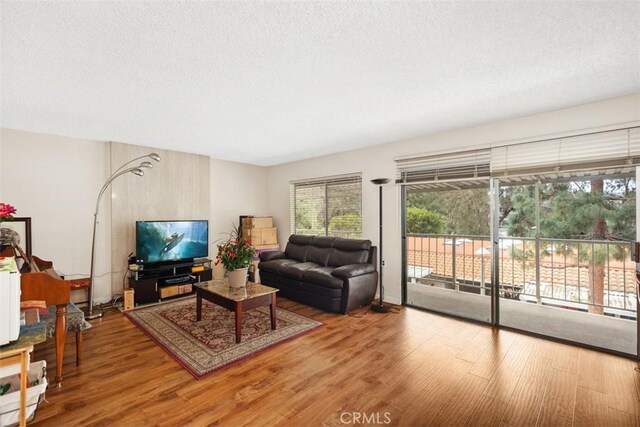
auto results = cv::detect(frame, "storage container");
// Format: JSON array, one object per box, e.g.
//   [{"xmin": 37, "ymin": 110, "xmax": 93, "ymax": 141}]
[
  {"xmin": 159, "ymin": 285, "xmax": 179, "ymax": 298},
  {"xmin": 243, "ymin": 227, "xmax": 278, "ymax": 245},
  {"xmin": 0, "ymin": 360, "xmax": 47, "ymax": 426},
  {"xmin": 241, "ymin": 216, "xmax": 273, "ymax": 229}
]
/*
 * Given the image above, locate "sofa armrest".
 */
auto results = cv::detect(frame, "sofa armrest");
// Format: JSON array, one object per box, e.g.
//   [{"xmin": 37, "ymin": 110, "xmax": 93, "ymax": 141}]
[
  {"xmin": 259, "ymin": 251, "xmax": 287, "ymax": 262},
  {"xmin": 331, "ymin": 263, "xmax": 375, "ymax": 279}
]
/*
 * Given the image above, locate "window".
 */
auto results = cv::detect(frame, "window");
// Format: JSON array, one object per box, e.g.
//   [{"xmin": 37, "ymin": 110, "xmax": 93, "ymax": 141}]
[{"xmin": 290, "ymin": 174, "xmax": 362, "ymax": 238}]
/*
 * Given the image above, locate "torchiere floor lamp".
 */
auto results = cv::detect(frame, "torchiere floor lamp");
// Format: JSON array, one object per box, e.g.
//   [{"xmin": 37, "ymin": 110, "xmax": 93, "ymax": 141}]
[
  {"xmin": 85, "ymin": 152, "xmax": 161, "ymax": 319},
  {"xmin": 370, "ymin": 178, "xmax": 391, "ymax": 313}
]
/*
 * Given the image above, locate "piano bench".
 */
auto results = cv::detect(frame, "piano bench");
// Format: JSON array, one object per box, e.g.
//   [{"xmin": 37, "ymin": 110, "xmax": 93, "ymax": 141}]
[{"xmin": 42, "ymin": 303, "xmax": 92, "ymax": 387}]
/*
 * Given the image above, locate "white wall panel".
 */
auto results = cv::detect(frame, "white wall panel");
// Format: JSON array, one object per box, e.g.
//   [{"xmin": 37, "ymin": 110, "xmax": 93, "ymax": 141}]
[
  {"xmin": 210, "ymin": 158, "xmax": 269, "ymax": 244},
  {"xmin": 110, "ymin": 143, "xmax": 210, "ymax": 295}
]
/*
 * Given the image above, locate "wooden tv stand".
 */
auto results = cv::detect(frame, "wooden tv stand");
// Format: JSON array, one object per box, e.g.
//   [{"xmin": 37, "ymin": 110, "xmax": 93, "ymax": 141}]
[{"xmin": 128, "ymin": 259, "xmax": 213, "ymax": 306}]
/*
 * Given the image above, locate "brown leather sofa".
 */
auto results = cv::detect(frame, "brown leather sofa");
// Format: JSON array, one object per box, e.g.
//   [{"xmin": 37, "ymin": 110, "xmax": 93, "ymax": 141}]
[{"xmin": 258, "ymin": 235, "xmax": 378, "ymax": 313}]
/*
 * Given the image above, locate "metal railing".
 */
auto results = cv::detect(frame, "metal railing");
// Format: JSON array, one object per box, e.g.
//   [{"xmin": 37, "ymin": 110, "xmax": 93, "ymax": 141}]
[{"xmin": 406, "ymin": 233, "xmax": 637, "ymax": 317}]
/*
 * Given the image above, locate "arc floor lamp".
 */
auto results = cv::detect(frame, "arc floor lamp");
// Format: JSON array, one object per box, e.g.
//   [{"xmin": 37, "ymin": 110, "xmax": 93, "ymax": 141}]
[
  {"xmin": 370, "ymin": 178, "xmax": 391, "ymax": 313},
  {"xmin": 85, "ymin": 152, "xmax": 161, "ymax": 319}
]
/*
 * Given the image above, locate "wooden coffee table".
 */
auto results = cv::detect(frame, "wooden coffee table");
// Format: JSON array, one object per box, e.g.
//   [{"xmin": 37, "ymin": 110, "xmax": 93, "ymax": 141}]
[{"xmin": 194, "ymin": 280, "xmax": 278, "ymax": 343}]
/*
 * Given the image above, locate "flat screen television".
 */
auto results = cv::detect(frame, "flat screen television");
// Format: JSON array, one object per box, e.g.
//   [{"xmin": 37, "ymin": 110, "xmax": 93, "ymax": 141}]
[{"xmin": 136, "ymin": 220, "xmax": 208, "ymax": 264}]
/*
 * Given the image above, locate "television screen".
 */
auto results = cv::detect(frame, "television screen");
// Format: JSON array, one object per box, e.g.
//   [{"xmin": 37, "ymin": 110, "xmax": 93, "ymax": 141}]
[{"xmin": 136, "ymin": 220, "xmax": 208, "ymax": 264}]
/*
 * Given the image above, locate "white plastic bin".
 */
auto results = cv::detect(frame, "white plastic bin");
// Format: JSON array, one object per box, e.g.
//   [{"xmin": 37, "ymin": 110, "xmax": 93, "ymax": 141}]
[{"xmin": 0, "ymin": 360, "xmax": 47, "ymax": 426}]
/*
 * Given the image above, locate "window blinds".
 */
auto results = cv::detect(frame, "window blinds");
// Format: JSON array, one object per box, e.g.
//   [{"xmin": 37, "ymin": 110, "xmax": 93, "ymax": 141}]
[
  {"xmin": 491, "ymin": 127, "xmax": 640, "ymax": 177},
  {"xmin": 395, "ymin": 126, "xmax": 640, "ymax": 187},
  {"xmin": 395, "ymin": 148, "xmax": 491, "ymax": 190},
  {"xmin": 290, "ymin": 174, "xmax": 362, "ymax": 238}
]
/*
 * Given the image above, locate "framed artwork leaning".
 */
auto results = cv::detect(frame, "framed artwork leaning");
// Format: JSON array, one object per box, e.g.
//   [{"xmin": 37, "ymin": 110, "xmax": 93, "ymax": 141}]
[{"xmin": 0, "ymin": 217, "xmax": 32, "ymax": 257}]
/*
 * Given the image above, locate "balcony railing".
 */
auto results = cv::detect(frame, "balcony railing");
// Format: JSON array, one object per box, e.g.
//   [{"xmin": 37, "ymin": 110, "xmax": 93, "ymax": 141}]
[{"xmin": 406, "ymin": 233, "xmax": 637, "ymax": 317}]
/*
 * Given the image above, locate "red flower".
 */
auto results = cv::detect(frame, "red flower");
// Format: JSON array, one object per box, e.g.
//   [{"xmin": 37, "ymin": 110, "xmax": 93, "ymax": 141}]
[
  {"xmin": 0, "ymin": 202, "xmax": 16, "ymax": 221},
  {"xmin": 214, "ymin": 227, "xmax": 256, "ymax": 272}
]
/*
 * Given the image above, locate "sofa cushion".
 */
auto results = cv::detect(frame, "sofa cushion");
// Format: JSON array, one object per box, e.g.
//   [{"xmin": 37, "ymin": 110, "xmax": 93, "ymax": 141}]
[
  {"xmin": 289, "ymin": 234, "xmax": 314, "ymax": 245},
  {"xmin": 280, "ymin": 262, "xmax": 320, "ymax": 280},
  {"xmin": 311, "ymin": 236, "xmax": 335, "ymax": 248},
  {"xmin": 259, "ymin": 258, "xmax": 298, "ymax": 274},
  {"xmin": 333, "ymin": 238, "xmax": 371, "ymax": 251},
  {"xmin": 306, "ymin": 245, "xmax": 330, "ymax": 266},
  {"xmin": 285, "ymin": 242, "xmax": 309, "ymax": 262},
  {"xmin": 331, "ymin": 263, "xmax": 376, "ymax": 279},
  {"xmin": 260, "ymin": 271, "xmax": 303, "ymax": 290},
  {"xmin": 302, "ymin": 267, "xmax": 344, "ymax": 289},
  {"xmin": 327, "ymin": 248, "xmax": 369, "ymax": 267},
  {"xmin": 259, "ymin": 250, "xmax": 286, "ymax": 262}
]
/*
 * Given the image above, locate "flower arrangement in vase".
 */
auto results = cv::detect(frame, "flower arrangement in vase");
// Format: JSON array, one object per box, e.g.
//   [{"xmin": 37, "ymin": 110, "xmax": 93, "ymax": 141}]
[
  {"xmin": 0, "ymin": 203, "xmax": 16, "ymax": 224},
  {"xmin": 215, "ymin": 225, "xmax": 255, "ymax": 288}
]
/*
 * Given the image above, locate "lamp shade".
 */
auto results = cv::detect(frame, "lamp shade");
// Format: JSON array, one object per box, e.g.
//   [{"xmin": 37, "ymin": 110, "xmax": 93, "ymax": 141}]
[{"xmin": 371, "ymin": 178, "xmax": 390, "ymax": 185}]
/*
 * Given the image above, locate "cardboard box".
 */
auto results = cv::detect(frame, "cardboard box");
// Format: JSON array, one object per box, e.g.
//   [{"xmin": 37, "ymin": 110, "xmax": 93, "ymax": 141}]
[
  {"xmin": 123, "ymin": 288, "xmax": 135, "ymax": 310},
  {"xmin": 159, "ymin": 286, "xmax": 179, "ymax": 299},
  {"xmin": 242, "ymin": 216, "xmax": 274, "ymax": 229},
  {"xmin": 245, "ymin": 227, "xmax": 277, "ymax": 245},
  {"xmin": 179, "ymin": 284, "xmax": 193, "ymax": 294}
]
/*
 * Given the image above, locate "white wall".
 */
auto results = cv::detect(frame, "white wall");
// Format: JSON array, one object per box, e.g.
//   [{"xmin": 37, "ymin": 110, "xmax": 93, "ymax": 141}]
[
  {"xmin": 210, "ymin": 158, "xmax": 269, "ymax": 243},
  {"xmin": 0, "ymin": 129, "xmax": 269, "ymax": 304},
  {"xmin": 0, "ymin": 138, "xmax": 3, "ymax": 199},
  {"xmin": 266, "ymin": 93, "xmax": 640, "ymax": 305},
  {"xmin": 0, "ymin": 129, "xmax": 111, "ymax": 300}
]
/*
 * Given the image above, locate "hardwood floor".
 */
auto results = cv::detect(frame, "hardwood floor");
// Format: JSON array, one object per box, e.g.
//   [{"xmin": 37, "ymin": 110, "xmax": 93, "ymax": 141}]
[{"xmin": 29, "ymin": 299, "xmax": 639, "ymax": 426}]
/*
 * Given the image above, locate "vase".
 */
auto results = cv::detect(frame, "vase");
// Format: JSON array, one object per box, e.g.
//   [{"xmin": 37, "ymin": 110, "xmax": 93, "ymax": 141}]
[{"xmin": 227, "ymin": 267, "xmax": 249, "ymax": 288}]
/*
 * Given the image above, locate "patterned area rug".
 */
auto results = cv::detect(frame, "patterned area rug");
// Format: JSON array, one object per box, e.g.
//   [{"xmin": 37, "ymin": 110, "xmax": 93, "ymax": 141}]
[{"xmin": 124, "ymin": 298, "xmax": 323, "ymax": 379}]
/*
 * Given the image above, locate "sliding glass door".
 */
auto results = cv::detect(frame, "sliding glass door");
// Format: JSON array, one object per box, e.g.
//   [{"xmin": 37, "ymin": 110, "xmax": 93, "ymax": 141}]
[
  {"xmin": 402, "ymin": 171, "xmax": 638, "ymax": 356},
  {"xmin": 497, "ymin": 175, "xmax": 637, "ymax": 355},
  {"xmin": 398, "ymin": 127, "xmax": 640, "ymax": 356},
  {"xmin": 403, "ymin": 185, "xmax": 492, "ymax": 323}
]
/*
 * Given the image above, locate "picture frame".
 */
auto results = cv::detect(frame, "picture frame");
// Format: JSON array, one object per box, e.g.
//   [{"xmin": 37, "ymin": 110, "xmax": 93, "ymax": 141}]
[{"xmin": 0, "ymin": 217, "xmax": 32, "ymax": 257}]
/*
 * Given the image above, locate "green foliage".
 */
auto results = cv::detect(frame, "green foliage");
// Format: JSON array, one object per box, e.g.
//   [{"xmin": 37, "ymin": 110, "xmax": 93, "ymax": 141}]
[
  {"xmin": 215, "ymin": 225, "xmax": 255, "ymax": 271},
  {"xmin": 504, "ymin": 178, "xmax": 636, "ymax": 296},
  {"xmin": 294, "ymin": 182, "xmax": 362, "ymax": 237},
  {"xmin": 328, "ymin": 213, "xmax": 362, "ymax": 237},
  {"xmin": 505, "ymin": 186, "xmax": 537, "ymax": 237},
  {"xmin": 505, "ymin": 178, "xmax": 636, "ymax": 243},
  {"xmin": 295, "ymin": 200, "xmax": 312, "ymax": 231},
  {"xmin": 406, "ymin": 207, "xmax": 444, "ymax": 234},
  {"xmin": 407, "ymin": 188, "xmax": 489, "ymax": 235}
]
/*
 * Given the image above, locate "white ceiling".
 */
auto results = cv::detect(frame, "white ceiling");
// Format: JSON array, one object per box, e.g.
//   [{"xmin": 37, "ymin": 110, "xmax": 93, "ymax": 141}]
[{"xmin": 2, "ymin": 2, "xmax": 639, "ymax": 166}]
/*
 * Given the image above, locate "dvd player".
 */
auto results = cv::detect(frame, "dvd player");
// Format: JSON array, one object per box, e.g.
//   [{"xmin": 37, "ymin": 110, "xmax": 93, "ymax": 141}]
[{"xmin": 165, "ymin": 275, "xmax": 190, "ymax": 285}]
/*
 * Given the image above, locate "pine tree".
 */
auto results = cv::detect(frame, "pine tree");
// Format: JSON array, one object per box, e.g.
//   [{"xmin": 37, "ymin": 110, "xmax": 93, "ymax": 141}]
[{"xmin": 505, "ymin": 178, "xmax": 635, "ymax": 315}]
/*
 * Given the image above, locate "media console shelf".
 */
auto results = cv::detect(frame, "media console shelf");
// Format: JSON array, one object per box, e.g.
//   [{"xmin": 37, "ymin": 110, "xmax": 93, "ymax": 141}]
[{"xmin": 128, "ymin": 259, "xmax": 213, "ymax": 306}]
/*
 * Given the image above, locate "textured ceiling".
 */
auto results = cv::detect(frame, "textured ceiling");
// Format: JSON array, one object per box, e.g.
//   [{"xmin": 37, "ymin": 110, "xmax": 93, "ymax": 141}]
[{"xmin": 2, "ymin": 2, "xmax": 639, "ymax": 166}]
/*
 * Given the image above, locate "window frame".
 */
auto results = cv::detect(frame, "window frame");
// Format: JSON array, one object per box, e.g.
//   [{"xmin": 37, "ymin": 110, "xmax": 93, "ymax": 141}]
[{"xmin": 290, "ymin": 173, "xmax": 363, "ymax": 238}]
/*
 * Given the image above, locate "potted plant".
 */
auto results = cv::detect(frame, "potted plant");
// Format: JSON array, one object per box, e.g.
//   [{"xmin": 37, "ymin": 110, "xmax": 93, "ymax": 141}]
[{"xmin": 215, "ymin": 225, "xmax": 255, "ymax": 288}]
